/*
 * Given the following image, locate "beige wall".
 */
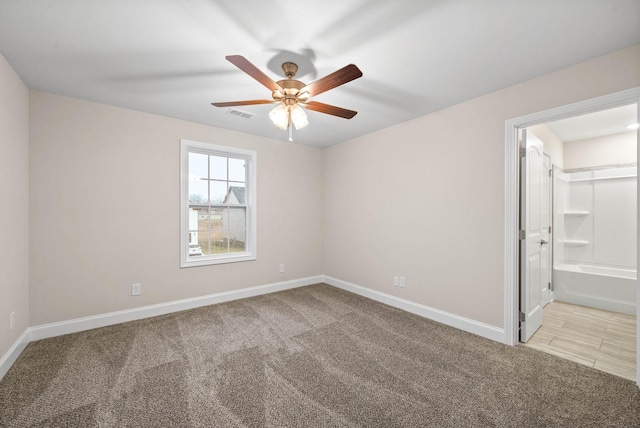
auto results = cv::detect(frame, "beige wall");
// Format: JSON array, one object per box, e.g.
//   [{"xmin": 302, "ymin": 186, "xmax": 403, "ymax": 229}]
[
  {"xmin": 29, "ymin": 92, "xmax": 324, "ymax": 325},
  {"xmin": 323, "ymin": 44, "xmax": 640, "ymax": 328},
  {"xmin": 563, "ymin": 131, "xmax": 637, "ymax": 170},
  {"xmin": 0, "ymin": 53, "xmax": 30, "ymax": 357},
  {"xmin": 5, "ymin": 42, "xmax": 640, "ymax": 342}
]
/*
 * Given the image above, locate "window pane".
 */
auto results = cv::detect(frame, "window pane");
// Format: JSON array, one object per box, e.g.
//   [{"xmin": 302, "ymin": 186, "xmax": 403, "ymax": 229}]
[
  {"xmin": 210, "ymin": 156, "xmax": 227, "ymax": 180},
  {"xmin": 210, "ymin": 180, "xmax": 227, "ymax": 203},
  {"xmin": 188, "ymin": 207, "xmax": 205, "ymax": 257},
  {"xmin": 188, "ymin": 180, "xmax": 208, "ymax": 203},
  {"xmin": 228, "ymin": 234, "xmax": 246, "ymax": 252},
  {"xmin": 209, "ymin": 208, "xmax": 225, "ymax": 254},
  {"xmin": 226, "ymin": 207, "xmax": 246, "ymax": 252},
  {"xmin": 189, "ymin": 152, "xmax": 208, "ymax": 179},
  {"xmin": 210, "ymin": 207, "xmax": 223, "ymax": 223},
  {"xmin": 187, "ymin": 207, "xmax": 201, "ymax": 257},
  {"xmin": 226, "ymin": 183, "xmax": 245, "ymax": 205},
  {"xmin": 197, "ymin": 230, "xmax": 210, "ymax": 256},
  {"xmin": 228, "ymin": 158, "xmax": 246, "ymax": 182},
  {"xmin": 196, "ymin": 207, "xmax": 209, "ymax": 230}
]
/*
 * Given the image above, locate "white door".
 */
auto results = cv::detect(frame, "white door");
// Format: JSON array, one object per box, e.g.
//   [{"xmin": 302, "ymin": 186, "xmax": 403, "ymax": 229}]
[
  {"xmin": 540, "ymin": 154, "xmax": 551, "ymax": 306},
  {"xmin": 520, "ymin": 129, "xmax": 545, "ymax": 342}
]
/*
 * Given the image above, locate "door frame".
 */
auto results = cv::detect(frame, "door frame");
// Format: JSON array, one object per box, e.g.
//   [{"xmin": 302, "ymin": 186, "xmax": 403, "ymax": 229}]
[
  {"xmin": 542, "ymin": 153, "xmax": 552, "ymax": 307},
  {"xmin": 503, "ymin": 86, "xmax": 640, "ymax": 385}
]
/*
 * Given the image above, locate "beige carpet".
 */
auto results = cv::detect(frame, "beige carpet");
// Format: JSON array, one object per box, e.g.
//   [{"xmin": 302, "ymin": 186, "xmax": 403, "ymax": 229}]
[{"xmin": 1, "ymin": 283, "xmax": 638, "ymax": 427}]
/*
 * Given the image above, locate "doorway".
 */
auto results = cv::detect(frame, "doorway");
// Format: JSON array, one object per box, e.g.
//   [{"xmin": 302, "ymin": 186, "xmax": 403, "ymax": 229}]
[
  {"xmin": 520, "ymin": 107, "xmax": 637, "ymax": 381},
  {"xmin": 503, "ymin": 87, "xmax": 640, "ymax": 386}
]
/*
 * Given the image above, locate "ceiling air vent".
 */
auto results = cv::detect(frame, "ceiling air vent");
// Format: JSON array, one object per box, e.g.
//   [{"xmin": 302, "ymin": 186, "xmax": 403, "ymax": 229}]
[{"xmin": 226, "ymin": 108, "xmax": 255, "ymax": 119}]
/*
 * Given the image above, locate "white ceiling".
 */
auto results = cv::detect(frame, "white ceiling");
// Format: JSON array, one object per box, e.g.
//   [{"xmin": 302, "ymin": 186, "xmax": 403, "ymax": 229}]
[
  {"xmin": 545, "ymin": 104, "xmax": 638, "ymax": 142},
  {"xmin": 1, "ymin": 0, "xmax": 639, "ymax": 148}
]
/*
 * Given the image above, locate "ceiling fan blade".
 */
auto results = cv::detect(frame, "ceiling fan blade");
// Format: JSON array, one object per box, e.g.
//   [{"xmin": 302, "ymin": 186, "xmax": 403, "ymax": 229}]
[
  {"xmin": 300, "ymin": 64, "xmax": 362, "ymax": 97},
  {"xmin": 211, "ymin": 99, "xmax": 275, "ymax": 107},
  {"xmin": 303, "ymin": 101, "xmax": 358, "ymax": 119},
  {"xmin": 226, "ymin": 55, "xmax": 282, "ymax": 92}
]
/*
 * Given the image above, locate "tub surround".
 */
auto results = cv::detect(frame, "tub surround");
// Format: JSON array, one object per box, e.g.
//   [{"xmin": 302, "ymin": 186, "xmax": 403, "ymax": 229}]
[{"xmin": 553, "ymin": 166, "xmax": 637, "ymax": 315}]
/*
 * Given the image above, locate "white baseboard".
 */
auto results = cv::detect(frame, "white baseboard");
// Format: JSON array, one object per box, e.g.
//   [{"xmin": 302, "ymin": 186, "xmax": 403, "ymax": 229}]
[
  {"xmin": 2, "ymin": 276, "xmax": 321, "ymax": 379},
  {"xmin": 323, "ymin": 276, "xmax": 506, "ymax": 343},
  {"xmin": 0, "ymin": 329, "xmax": 31, "ymax": 381},
  {"xmin": 2, "ymin": 274, "xmax": 508, "ymax": 381},
  {"xmin": 29, "ymin": 275, "xmax": 323, "ymax": 341}
]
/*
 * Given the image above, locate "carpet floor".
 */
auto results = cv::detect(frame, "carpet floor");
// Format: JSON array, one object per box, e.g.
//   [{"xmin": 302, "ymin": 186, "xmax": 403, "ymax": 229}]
[{"xmin": 1, "ymin": 283, "xmax": 638, "ymax": 427}]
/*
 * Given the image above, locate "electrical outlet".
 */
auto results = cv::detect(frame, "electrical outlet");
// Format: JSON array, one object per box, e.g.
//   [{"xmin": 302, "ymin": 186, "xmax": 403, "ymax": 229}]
[
  {"xmin": 393, "ymin": 276, "xmax": 399, "ymax": 286},
  {"xmin": 131, "ymin": 283, "xmax": 142, "ymax": 296},
  {"xmin": 279, "ymin": 264, "xmax": 285, "ymax": 273},
  {"xmin": 9, "ymin": 312, "xmax": 15, "ymax": 330},
  {"xmin": 399, "ymin": 277, "xmax": 406, "ymax": 288}
]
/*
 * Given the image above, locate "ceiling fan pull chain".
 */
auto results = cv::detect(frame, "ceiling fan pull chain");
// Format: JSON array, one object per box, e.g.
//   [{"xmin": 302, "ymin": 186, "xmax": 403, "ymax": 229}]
[{"xmin": 289, "ymin": 124, "xmax": 293, "ymax": 142}]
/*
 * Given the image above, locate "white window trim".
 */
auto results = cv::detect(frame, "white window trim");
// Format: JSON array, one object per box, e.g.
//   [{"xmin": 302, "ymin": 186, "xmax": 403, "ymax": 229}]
[{"xmin": 180, "ymin": 139, "xmax": 257, "ymax": 267}]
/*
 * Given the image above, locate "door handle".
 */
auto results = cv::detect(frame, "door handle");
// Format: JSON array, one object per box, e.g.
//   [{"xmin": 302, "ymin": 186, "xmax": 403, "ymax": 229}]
[{"xmin": 540, "ymin": 239, "xmax": 548, "ymax": 245}]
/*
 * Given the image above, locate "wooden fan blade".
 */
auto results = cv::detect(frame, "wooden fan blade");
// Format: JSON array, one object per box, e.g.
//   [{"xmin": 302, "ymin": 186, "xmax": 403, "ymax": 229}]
[
  {"xmin": 300, "ymin": 64, "xmax": 362, "ymax": 97},
  {"xmin": 226, "ymin": 55, "xmax": 282, "ymax": 92},
  {"xmin": 303, "ymin": 101, "xmax": 357, "ymax": 119},
  {"xmin": 211, "ymin": 99, "xmax": 275, "ymax": 107}
]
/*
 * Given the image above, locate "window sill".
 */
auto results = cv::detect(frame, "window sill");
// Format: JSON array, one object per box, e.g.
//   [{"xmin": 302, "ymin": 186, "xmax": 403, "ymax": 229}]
[{"xmin": 180, "ymin": 252, "xmax": 256, "ymax": 268}]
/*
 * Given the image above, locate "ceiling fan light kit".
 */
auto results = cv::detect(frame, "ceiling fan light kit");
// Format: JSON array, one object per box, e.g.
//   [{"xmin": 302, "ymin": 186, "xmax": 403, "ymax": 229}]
[
  {"xmin": 289, "ymin": 104, "xmax": 309, "ymax": 130},
  {"xmin": 212, "ymin": 55, "xmax": 362, "ymax": 136},
  {"xmin": 269, "ymin": 103, "xmax": 290, "ymax": 130}
]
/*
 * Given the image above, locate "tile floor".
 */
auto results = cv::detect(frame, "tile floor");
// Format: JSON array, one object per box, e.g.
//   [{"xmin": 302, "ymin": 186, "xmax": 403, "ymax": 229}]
[{"xmin": 524, "ymin": 301, "xmax": 637, "ymax": 381}]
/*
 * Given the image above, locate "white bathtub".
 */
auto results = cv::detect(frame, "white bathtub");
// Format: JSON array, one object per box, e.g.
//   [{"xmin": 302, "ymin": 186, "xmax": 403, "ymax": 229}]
[{"xmin": 553, "ymin": 263, "xmax": 637, "ymax": 315}]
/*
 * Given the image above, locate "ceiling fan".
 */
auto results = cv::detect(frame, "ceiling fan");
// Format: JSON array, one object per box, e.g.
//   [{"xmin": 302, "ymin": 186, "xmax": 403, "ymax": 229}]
[{"xmin": 212, "ymin": 55, "xmax": 363, "ymax": 131}]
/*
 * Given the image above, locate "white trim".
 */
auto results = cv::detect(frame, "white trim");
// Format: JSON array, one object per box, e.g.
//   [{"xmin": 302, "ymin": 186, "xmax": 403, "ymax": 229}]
[
  {"xmin": 29, "ymin": 275, "xmax": 322, "ymax": 341},
  {"xmin": 504, "ymin": 118, "xmax": 520, "ymax": 346},
  {"xmin": 504, "ymin": 87, "xmax": 640, "ymax": 385},
  {"xmin": 323, "ymin": 276, "xmax": 506, "ymax": 343},
  {"xmin": 0, "ymin": 329, "xmax": 31, "ymax": 381},
  {"xmin": 3, "ymin": 274, "xmax": 508, "ymax": 379}
]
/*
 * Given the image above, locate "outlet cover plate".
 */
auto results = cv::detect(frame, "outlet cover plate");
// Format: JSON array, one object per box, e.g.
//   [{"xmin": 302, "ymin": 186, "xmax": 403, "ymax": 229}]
[{"xmin": 131, "ymin": 283, "xmax": 142, "ymax": 296}]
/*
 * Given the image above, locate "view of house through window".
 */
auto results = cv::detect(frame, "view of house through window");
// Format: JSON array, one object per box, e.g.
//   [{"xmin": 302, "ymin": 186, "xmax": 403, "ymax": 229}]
[
  {"xmin": 181, "ymin": 140, "xmax": 256, "ymax": 267},
  {"xmin": 188, "ymin": 152, "xmax": 247, "ymax": 256}
]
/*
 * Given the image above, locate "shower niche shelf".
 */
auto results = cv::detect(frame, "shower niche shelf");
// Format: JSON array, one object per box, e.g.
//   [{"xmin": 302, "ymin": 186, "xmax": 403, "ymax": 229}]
[
  {"xmin": 562, "ymin": 211, "xmax": 589, "ymax": 216},
  {"xmin": 560, "ymin": 240, "xmax": 589, "ymax": 247}
]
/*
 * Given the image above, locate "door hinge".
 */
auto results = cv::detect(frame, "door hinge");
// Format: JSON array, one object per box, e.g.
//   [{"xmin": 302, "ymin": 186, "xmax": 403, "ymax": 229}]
[
  {"xmin": 549, "ymin": 281, "xmax": 553, "ymax": 292},
  {"xmin": 519, "ymin": 312, "xmax": 526, "ymax": 323},
  {"xmin": 519, "ymin": 230, "xmax": 526, "ymax": 240},
  {"xmin": 549, "ymin": 168, "xmax": 553, "ymax": 177},
  {"xmin": 548, "ymin": 226, "xmax": 552, "ymax": 233},
  {"xmin": 520, "ymin": 147, "xmax": 526, "ymax": 157}
]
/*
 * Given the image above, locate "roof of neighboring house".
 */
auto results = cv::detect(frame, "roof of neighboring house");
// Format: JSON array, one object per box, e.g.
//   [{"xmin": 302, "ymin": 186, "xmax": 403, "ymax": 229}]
[{"xmin": 224, "ymin": 186, "xmax": 245, "ymax": 205}]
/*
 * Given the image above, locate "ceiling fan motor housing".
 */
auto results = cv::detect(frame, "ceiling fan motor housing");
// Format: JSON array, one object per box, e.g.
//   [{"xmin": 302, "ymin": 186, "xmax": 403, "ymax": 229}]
[
  {"xmin": 281, "ymin": 62, "xmax": 298, "ymax": 78},
  {"xmin": 274, "ymin": 75, "xmax": 305, "ymax": 106}
]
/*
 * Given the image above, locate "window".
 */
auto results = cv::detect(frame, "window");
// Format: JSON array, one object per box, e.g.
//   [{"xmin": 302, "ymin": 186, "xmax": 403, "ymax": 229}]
[{"xmin": 180, "ymin": 139, "xmax": 256, "ymax": 267}]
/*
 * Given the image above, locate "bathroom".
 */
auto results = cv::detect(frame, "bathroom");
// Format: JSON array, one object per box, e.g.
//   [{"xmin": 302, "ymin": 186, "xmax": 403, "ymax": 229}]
[
  {"xmin": 554, "ymin": 164, "xmax": 636, "ymax": 314},
  {"xmin": 524, "ymin": 103, "xmax": 637, "ymax": 380}
]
